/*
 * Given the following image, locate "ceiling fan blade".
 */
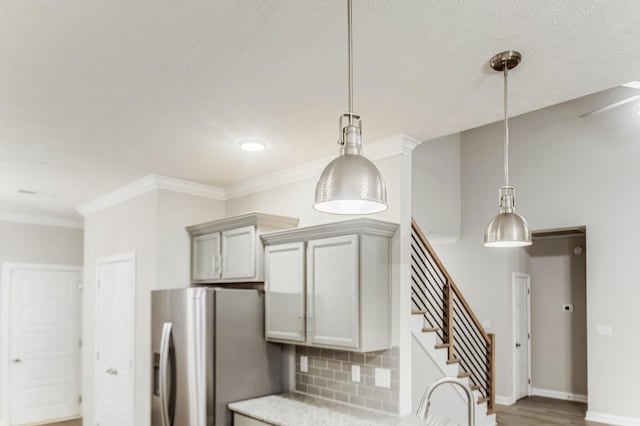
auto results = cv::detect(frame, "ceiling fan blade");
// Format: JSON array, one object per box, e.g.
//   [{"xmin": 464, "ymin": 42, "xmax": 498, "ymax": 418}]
[{"xmin": 579, "ymin": 95, "xmax": 640, "ymax": 118}]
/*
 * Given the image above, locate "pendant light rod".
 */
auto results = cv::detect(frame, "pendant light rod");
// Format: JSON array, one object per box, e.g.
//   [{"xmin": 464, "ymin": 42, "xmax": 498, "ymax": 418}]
[
  {"xmin": 347, "ymin": 0, "xmax": 354, "ymax": 122},
  {"xmin": 503, "ymin": 64, "xmax": 509, "ymax": 187}
]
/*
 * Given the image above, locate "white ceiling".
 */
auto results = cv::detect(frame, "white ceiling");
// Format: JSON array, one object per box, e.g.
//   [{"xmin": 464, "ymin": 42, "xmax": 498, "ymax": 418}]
[{"xmin": 2, "ymin": 0, "xmax": 640, "ymax": 216}]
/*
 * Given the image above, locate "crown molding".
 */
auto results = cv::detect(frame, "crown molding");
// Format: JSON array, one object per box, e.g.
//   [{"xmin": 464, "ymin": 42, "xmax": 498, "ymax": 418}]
[
  {"xmin": 225, "ymin": 134, "xmax": 421, "ymax": 199},
  {"xmin": 0, "ymin": 209, "xmax": 83, "ymax": 229},
  {"xmin": 77, "ymin": 134, "xmax": 421, "ymax": 215},
  {"xmin": 77, "ymin": 175, "xmax": 226, "ymax": 216}
]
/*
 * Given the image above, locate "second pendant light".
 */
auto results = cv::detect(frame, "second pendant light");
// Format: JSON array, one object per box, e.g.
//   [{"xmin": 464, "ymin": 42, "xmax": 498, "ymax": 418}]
[{"xmin": 483, "ymin": 51, "xmax": 532, "ymax": 248}]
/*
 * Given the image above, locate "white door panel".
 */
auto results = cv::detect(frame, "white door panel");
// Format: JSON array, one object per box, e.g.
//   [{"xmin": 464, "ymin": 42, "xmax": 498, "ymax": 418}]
[
  {"xmin": 221, "ymin": 226, "xmax": 256, "ymax": 280},
  {"xmin": 514, "ymin": 274, "xmax": 530, "ymax": 400},
  {"xmin": 7, "ymin": 266, "xmax": 81, "ymax": 425},
  {"xmin": 193, "ymin": 233, "xmax": 221, "ymax": 281},
  {"xmin": 307, "ymin": 235, "xmax": 359, "ymax": 349},
  {"xmin": 96, "ymin": 255, "xmax": 135, "ymax": 426},
  {"xmin": 265, "ymin": 242, "xmax": 305, "ymax": 342}
]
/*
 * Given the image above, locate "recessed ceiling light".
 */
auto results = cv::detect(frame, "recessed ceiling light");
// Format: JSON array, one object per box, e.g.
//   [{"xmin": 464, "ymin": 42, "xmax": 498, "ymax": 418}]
[{"xmin": 238, "ymin": 139, "xmax": 266, "ymax": 152}]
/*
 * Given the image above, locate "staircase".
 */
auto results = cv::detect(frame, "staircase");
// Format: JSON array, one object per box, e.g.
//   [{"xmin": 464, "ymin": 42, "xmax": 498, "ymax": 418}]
[{"xmin": 411, "ymin": 219, "xmax": 496, "ymax": 425}]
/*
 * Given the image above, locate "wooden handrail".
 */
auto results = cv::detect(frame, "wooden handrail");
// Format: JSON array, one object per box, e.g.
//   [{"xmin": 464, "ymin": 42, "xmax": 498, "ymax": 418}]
[
  {"xmin": 411, "ymin": 218, "xmax": 490, "ymax": 344},
  {"xmin": 411, "ymin": 217, "xmax": 496, "ymax": 415}
]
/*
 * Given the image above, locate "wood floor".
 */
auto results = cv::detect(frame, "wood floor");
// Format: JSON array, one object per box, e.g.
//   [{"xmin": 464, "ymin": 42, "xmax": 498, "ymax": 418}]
[
  {"xmin": 44, "ymin": 419, "xmax": 81, "ymax": 426},
  {"xmin": 496, "ymin": 396, "xmax": 609, "ymax": 426}
]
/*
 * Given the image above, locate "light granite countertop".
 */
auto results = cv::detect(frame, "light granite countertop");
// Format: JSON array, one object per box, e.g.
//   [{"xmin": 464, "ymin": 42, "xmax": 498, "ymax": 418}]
[{"xmin": 228, "ymin": 393, "xmax": 459, "ymax": 426}]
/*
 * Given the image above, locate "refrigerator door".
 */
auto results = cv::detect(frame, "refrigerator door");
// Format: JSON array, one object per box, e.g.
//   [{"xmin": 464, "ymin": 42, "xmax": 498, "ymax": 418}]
[
  {"xmin": 151, "ymin": 288, "xmax": 215, "ymax": 426},
  {"xmin": 214, "ymin": 289, "xmax": 282, "ymax": 426}
]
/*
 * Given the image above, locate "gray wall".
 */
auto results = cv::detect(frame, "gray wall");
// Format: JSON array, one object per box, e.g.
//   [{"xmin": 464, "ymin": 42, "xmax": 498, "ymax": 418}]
[
  {"xmin": 415, "ymin": 86, "xmax": 640, "ymax": 419},
  {"xmin": 528, "ymin": 236, "xmax": 587, "ymax": 396},
  {"xmin": 0, "ymin": 220, "xmax": 83, "ymax": 266}
]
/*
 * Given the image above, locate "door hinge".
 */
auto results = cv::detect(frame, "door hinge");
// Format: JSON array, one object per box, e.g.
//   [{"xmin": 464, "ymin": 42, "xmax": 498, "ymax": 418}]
[
  {"xmin": 528, "ymin": 333, "xmax": 530, "ymax": 339},
  {"xmin": 96, "ymin": 351, "xmax": 100, "ymax": 361},
  {"xmin": 527, "ymin": 288, "xmax": 530, "ymax": 294},
  {"xmin": 78, "ymin": 395, "xmax": 82, "ymax": 404},
  {"xmin": 528, "ymin": 378, "xmax": 531, "ymax": 385},
  {"xmin": 79, "ymin": 339, "xmax": 83, "ymax": 348}
]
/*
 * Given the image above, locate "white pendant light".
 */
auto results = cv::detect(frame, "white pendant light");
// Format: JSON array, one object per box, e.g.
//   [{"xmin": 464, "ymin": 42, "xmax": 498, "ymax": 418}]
[
  {"xmin": 484, "ymin": 51, "xmax": 532, "ymax": 248},
  {"xmin": 314, "ymin": 0, "xmax": 387, "ymax": 215}
]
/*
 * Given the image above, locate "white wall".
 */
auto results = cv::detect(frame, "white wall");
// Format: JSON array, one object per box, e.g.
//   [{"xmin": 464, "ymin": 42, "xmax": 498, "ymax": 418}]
[
  {"xmin": 82, "ymin": 190, "xmax": 225, "ymax": 426},
  {"xmin": 412, "ymin": 133, "xmax": 461, "ymax": 242},
  {"xmin": 0, "ymin": 220, "xmax": 83, "ymax": 424},
  {"xmin": 420, "ymin": 86, "xmax": 640, "ymax": 420}
]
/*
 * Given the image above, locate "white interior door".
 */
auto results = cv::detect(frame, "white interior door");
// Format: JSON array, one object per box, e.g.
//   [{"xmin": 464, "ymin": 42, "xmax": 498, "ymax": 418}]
[
  {"xmin": 95, "ymin": 254, "xmax": 135, "ymax": 426},
  {"xmin": 6, "ymin": 264, "xmax": 81, "ymax": 426},
  {"xmin": 513, "ymin": 273, "xmax": 531, "ymax": 400}
]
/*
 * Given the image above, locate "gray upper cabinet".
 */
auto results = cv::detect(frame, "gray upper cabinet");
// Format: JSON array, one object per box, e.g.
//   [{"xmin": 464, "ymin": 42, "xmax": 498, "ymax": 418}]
[
  {"xmin": 262, "ymin": 218, "xmax": 398, "ymax": 352},
  {"xmin": 187, "ymin": 213, "xmax": 299, "ymax": 284}
]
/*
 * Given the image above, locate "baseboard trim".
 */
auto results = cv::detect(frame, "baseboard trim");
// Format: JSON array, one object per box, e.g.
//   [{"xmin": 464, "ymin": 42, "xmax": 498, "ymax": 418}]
[
  {"xmin": 531, "ymin": 387, "xmax": 587, "ymax": 403},
  {"xmin": 495, "ymin": 395, "xmax": 516, "ymax": 406},
  {"xmin": 586, "ymin": 410, "xmax": 640, "ymax": 426}
]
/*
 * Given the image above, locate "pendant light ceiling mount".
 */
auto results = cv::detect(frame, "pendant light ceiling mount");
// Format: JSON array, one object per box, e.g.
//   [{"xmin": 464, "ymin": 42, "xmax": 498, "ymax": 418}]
[
  {"xmin": 313, "ymin": 0, "xmax": 388, "ymax": 215},
  {"xmin": 483, "ymin": 50, "xmax": 532, "ymax": 248},
  {"xmin": 489, "ymin": 50, "xmax": 522, "ymax": 72}
]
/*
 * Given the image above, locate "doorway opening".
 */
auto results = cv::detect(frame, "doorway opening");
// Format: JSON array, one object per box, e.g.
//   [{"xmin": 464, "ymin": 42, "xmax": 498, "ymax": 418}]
[{"xmin": 520, "ymin": 227, "xmax": 588, "ymax": 404}]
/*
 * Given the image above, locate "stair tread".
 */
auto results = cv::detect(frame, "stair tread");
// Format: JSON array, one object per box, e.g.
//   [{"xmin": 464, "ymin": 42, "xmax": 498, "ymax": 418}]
[
  {"xmin": 446, "ymin": 358, "xmax": 460, "ymax": 364},
  {"xmin": 457, "ymin": 371, "xmax": 470, "ymax": 378},
  {"xmin": 434, "ymin": 343, "xmax": 450, "ymax": 349},
  {"xmin": 411, "ymin": 309, "xmax": 427, "ymax": 315},
  {"xmin": 477, "ymin": 396, "xmax": 490, "ymax": 404},
  {"xmin": 422, "ymin": 326, "xmax": 440, "ymax": 332},
  {"xmin": 470, "ymin": 384, "xmax": 481, "ymax": 391}
]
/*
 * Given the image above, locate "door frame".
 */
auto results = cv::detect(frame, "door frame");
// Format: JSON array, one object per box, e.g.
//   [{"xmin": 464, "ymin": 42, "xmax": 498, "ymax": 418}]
[
  {"xmin": 1, "ymin": 262, "xmax": 82, "ymax": 426},
  {"xmin": 511, "ymin": 272, "xmax": 532, "ymax": 401},
  {"xmin": 94, "ymin": 252, "xmax": 136, "ymax": 426}
]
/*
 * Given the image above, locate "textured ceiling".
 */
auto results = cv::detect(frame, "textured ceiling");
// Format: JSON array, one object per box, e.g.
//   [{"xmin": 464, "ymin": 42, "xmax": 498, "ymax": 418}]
[{"xmin": 1, "ymin": 0, "xmax": 640, "ymax": 215}]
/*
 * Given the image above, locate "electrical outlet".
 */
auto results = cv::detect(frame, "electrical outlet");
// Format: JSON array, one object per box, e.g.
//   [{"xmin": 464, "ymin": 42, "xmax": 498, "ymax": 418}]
[
  {"xmin": 300, "ymin": 355, "xmax": 308, "ymax": 372},
  {"xmin": 351, "ymin": 365, "xmax": 361, "ymax": 383},
  {"xmin": 374, "ymin": 368, "xmax": 391, "ymax": 389}
]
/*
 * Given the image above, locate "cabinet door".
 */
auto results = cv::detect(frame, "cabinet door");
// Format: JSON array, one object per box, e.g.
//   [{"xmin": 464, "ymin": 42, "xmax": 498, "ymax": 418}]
[
  {"xmin": 221, "ymin": 226, "xmax": 256, "ymax": 280},
  {"xmin": 307, "ymin": 235, "xmax": 360, "ymax": 349},
  {"xmin": 192, "ymin": 233, "xmax": 221, "ymax": 281},
  {"xmin": 264, "ymin": 242, "xmax": 305, "ymax": 342}
]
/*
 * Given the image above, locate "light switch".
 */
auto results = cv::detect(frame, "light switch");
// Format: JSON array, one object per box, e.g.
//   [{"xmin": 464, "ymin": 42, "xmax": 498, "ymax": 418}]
[
  {"xmin": 300, "ymin": 355, "xmax": 308, "ymax": 372},
  {"xmin": 351, "ymin": 365, "xmax": 361, "ymax": 383},
  {"xmin": 374, "ymin": 368, "xmax": 391, "ymax": 389},
  {"xmin": 562, "ymin": 304, "xmax": 574, "ymax": 313},
  {"xmin": 596, "ymin": 326, "xmax": 612, "ymax": 336}
]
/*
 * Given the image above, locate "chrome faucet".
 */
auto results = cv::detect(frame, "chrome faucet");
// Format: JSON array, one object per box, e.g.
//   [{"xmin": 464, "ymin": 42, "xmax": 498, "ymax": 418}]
[{"xmin": 416, "ymin": 377, "xmax": 475, "ymax": 426}]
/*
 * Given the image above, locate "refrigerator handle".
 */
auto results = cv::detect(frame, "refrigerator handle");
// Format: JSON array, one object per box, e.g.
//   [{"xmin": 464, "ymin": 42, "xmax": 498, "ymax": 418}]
[{"xmin": 159, "ymin": 322, "xmax": 173, "ymax": 426}]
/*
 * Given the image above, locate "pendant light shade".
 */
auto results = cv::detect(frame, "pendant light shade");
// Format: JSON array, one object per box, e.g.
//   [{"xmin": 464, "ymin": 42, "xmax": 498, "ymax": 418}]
[
  {"xmin": 313, "ymin": 0, "xmax": 387, "ymax": 215},
  {"xmin": 483, "ymin": 51, "xmax": 532, "ymax": 248}
]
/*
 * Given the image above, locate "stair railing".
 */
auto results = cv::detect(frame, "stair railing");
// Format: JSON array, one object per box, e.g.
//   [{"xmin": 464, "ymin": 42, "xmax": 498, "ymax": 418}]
[{"xmin": 411, "ymin": 218, "xmax": 496, "ymax": 413}]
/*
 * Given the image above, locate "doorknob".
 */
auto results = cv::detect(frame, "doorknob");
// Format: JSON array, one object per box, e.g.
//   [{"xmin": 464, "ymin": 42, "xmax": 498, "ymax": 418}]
[
  {"xmin": 11, "ymin": 358, "xmax": 21, "ymax": 363},
  {"xmin": 515, "ymin": 343, "xmax": 521, "ymax": 348}
]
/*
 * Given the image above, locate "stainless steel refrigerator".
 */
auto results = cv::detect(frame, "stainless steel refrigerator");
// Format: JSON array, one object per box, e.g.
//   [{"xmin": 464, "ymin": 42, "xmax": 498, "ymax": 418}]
[{"xmin": 151, "ymin": 287, "xmax": 282, "ymax": 426}]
